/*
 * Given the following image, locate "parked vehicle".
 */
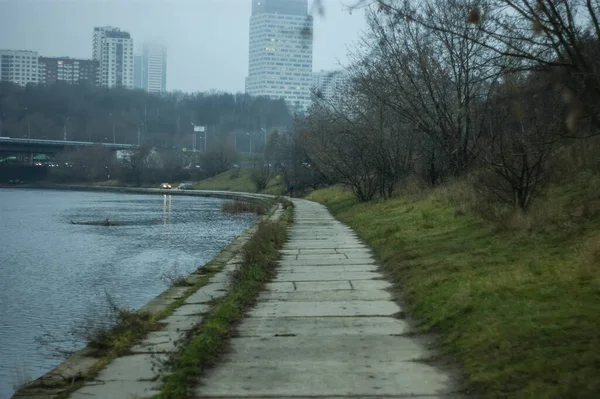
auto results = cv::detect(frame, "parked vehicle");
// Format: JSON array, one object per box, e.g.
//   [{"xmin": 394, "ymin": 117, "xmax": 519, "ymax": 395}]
[{"xmin": 159, "ymin": 183, "xmax": 172, "ymax": 189}]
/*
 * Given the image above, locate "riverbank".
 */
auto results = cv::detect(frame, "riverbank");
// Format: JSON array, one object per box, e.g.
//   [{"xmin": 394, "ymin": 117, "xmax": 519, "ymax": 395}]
[
  {"xmin": 308, "ymin": 181, "xmax": 600, "ymax": 398},
  {"xmin": 11, "ymin": 190, "xmax": 281, "ymax": 399}
]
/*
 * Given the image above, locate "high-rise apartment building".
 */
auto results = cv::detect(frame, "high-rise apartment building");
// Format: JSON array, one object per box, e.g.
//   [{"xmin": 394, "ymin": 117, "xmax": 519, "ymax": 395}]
[
  {"xmin": 312, "ymin": 69, "xmax": 348, "ymax": 102},
  {"xmin": 93, "ymin": 26, "xmax": 134, "ymax": 88},
  {"xmin": 246, "ymin": 0, "xmax": 313, "ymax": 113},
  {"xmin": 133, "ymin": 43, "xmax": 167, "ymax": 94},
  {"xmin": 38, "ymin": 57, "xmax": 99, "ymax": 85},
  {"xmin": 0, "ymin": 50, "xmax": 39, "ymax": 86}
]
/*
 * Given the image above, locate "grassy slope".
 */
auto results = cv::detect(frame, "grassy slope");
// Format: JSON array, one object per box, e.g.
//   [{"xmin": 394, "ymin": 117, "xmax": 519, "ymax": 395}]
[
  {"xmin": 191, "ymin": 169, "xmax": 285, "ymax": 195},
  {"xmin": 308, "ymin": 176, "xmax": 600, "ymax": 398}
]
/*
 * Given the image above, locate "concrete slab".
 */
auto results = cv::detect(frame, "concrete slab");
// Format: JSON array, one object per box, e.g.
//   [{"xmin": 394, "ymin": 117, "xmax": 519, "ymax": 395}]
[
  {"xmin": 161, "ymin": 314, "xmax": 203, "ymax": 331},
  {"xmin": 140, "ymin": 286, "xmax": 189, "ymax": 314},
  {"xmin": 130, "ymin": 330, "xmax": 184, "ymax": 353},
  {"xmin": 208, "ymin": 272, "xmax": 231, "ymax": 284},
  {"xmin": 279, "ymin": 258, "xmax": 376, "ymax": 266},
  {"xmin": 277, "ymin": 265, "xmax": 379, "ymax": 273},
  {"xmin": 197, "ymin": 337, "xmax": 447, "ymax": 397},
  {"xmin": 265, "ymin": 281, "xmax": 352, "ymax": 292},
  {"xmin": 197, "ymin": 397, "xmax": 463, "ymax": 399},
  {"xmin": 94, "ymin": 354, "xmax": 168, "ymax": 381},
  {"xmin": 70, "ymin": 380, "xmax": 160, "ymax": 399},
  {"xmin": 250, "ymin": 300, "xmax": 400, "ymax": 317},
  {"xmin": 274, "ymin": 271, "xmax": 381, "ymax": 282},
  {"xmin": 257, "ymin": 288, "xmax": 392, "ymax": 302},
  {"xmin": 237, "ymin": 316, "xmax": 410, "ymax": 337},
  {"xmin": 283, "ymin": 253, "xmax": 348, "ymax": 260},
  {"xmin": 170, "ymin": 304, "xmax": 208, "ymax": 317},
  {"xmin": 228, "ymin": 335, "xmax": 430, "ymax": 363},
  {"xmin": 283, "ymin": 243, "xmax": 366, "ymax": 250},
  {"xmin": 185, "ymin": 283, "xmax": 228, "ymax": 304}
]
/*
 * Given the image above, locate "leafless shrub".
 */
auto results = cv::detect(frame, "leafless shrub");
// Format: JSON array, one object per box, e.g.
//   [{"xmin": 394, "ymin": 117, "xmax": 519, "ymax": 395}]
[
  {"xmin": 159, "ymin": 263, "xmax": 192, "ymax": 287},
  {"xmin": 221, "ymin": 200, "xmax": 265, "ymax": 215},
  {"xmin": 35, "ymin": 291, "xmax": 151, "ymax": 359}
]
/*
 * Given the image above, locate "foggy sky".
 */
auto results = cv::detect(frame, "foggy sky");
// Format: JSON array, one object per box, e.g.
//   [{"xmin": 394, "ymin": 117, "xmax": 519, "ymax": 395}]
[{"xmin": 0, "ymin": 0, "xmax": 368, "ymax": 93}]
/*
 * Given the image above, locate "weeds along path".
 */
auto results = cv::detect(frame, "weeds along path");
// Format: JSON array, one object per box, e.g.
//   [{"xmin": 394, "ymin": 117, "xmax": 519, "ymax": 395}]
[{"xmin": 194, "ymin": 199, "xmax": 465, "ymax": 399}]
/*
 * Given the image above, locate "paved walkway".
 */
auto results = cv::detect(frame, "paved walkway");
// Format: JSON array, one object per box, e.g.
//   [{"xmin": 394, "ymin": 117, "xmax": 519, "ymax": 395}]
[{"xmin": 196, "ymin": 199, "xmax": 462, "ymax": 398}]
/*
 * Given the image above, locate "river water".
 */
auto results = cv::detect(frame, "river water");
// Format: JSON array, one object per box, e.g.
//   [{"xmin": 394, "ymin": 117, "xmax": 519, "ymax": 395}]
[{"xmin": 0, "ymin": 189, "xmax": 257, "ymax": 399}]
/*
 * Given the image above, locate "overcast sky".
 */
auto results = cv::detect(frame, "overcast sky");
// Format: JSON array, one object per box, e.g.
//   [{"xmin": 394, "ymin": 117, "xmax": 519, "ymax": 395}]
[{"xmin": 0, "ymin": 0, "xmax": 368, "ymax": 93}]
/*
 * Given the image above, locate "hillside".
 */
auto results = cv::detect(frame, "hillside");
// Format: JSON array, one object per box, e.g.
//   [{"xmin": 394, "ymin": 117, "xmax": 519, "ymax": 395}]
[
  {"xmin": 191, "ymin": 169, "xmax": 285, "ymax": 195},
  {"xmin": 308, "ymin": 174, "xmax": 600, "ymax": 398}
]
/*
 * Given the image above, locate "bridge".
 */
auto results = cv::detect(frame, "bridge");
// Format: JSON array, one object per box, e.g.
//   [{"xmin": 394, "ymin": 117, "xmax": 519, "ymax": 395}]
[{"xmin": 0, "ymin": 137, "xmax": 138, "ymax": 154}]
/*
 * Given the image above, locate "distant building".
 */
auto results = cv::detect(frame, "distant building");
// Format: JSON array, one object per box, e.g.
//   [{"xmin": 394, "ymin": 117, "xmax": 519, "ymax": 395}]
[
  {"xmin": 133, "ymin": 43, "xmax": 167, "ymax": 94},
  {"xmin": 0, "ymin": 50, "xmax": 39, "ymax": 86},
  {"xmin": 38, "ymin": 57, "xmax": 99, "ymax": 85},
  {"xmin": 93, "ymin": 26, "xmax": 134, "ymax": 88},
  {"xmin": 312, "ymin": 69, "xmax": 348, "ymax": 102},
  {"xmin": 245, "ymin": 0, "xmax": 313, "ymax": 113}
]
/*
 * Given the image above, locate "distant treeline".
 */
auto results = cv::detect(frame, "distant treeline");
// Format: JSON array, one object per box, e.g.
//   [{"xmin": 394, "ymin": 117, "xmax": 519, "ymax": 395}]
[{"xmin": 0, "ymin": 82, "xmax": 293, "ymax": 151}]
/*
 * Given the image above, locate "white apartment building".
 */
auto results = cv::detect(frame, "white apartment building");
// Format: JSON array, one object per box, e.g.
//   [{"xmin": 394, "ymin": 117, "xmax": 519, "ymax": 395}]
[
  {"xmin": 246, "ymin": 0, "xmax": 313, "ymax": 113},
  {"xmin": 93, "ymin": 26, "xmax": 134, "ymax": 89},
  {"xmin": 134, "ymin": 43, "xmax": 167, "ymax": 94},
  {"xmin": 312, "ymin": 69, "xmax": 348, "ymax": 102},
  {"xmin": 0, "ymin": 50, "xmax": 39, "ymax": 86}
]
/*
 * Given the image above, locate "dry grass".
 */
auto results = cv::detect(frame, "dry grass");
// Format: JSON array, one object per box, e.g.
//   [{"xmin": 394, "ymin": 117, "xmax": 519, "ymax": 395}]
[
  {"xmin": 308, "ymin": 175, "xmax": 600, "ymax": 398},
  {"xmin": 221, "ymin": 200, "xmax": 265, "ymax": 215}
]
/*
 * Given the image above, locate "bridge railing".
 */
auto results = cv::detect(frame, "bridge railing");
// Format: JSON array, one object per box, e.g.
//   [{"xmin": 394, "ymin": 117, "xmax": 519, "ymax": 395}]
[{"xmin": 0, "ymin": 137, "xmax": 138, "ymax": 149}]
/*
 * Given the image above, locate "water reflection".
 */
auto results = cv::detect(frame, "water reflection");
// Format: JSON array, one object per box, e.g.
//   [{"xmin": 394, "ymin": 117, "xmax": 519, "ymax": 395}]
[
  {"xmin": 162, "ymin": 194, "xmax": 172, "ymax": 225},
  {"xmin": 0, "ymin": 189, "xmax": 257, "ymax": 399}
]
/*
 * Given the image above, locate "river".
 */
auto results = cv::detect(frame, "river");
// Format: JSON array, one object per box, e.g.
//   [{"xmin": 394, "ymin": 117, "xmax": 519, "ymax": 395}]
[{"xmin": 0, "ymin": 188, "xmax": 257, "ymax": 399}]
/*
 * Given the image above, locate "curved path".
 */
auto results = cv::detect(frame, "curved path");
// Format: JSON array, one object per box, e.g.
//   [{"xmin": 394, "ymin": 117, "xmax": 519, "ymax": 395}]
[{"xmin": 196, "ymin": 199, "xmax": 464, "ymax": 398}]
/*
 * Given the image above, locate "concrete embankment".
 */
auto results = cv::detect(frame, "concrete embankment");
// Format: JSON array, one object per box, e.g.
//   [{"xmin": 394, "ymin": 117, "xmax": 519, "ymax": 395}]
[
  {"xmin": 8, "ymin": 183, "xmax": 275, "ymax": 208},
  {"xmin": 11, "ymin": 188, "xmax": 280, "ymax": 399}
]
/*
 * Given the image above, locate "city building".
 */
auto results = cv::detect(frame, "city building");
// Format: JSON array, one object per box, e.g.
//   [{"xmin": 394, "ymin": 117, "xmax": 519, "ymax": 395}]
[
  {"xmin": 312, "ymin": 69, "xmax": 348, "ymax": 102},
  {"xmin": 0, "ymin": 50, "xmax": 39, "ymax": 86},
  {"xmin": 133, "ymin": 43, "xmax": 167, "ymax": 94},
  {"xmin": 38, "ymin": 57, "xmax": 99, "ymax": 85},
  {"xmin": 93, "ymin": 26, "xmax": 134, "ymax": 88},
  {"xmin": 246, "ymin": 0, "xmax": 313, "ymax": 113}
]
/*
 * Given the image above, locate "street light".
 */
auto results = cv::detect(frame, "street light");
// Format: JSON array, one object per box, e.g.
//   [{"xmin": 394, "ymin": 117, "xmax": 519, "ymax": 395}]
[
  {"xmin": 246, "ymin": 132, "xmax": 255, "ymax": 168},
  {"xmin": 109, "ymin": 113, "xmax": 115, "ymax": 144},
  {"xmin": 24, "ymin": 107, "xmax": 30, "ymax": 139},
  {"xmin": 191, "ymin": 122, "xmax": 206, "ymax": 152}
]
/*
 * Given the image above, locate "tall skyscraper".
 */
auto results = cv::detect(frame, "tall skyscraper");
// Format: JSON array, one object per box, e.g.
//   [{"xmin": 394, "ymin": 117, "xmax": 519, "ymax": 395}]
[
  {"xmin": 133, "ymin": 43, "xmax": 167, "ymax": 94},
  {"xmin": 246, "ymin": 0, "xmax": 313, "ymax": 113},
  {"xmin": 312, "ymin": 69, "xmax": 348, "ymax": 102},
  {"xmin": 0, "ymin": 50, "xmax": 39, "ymax": 86},
  {"xmin": 93, "ymin": 26, "xmax": 134, "ymax": 88}
]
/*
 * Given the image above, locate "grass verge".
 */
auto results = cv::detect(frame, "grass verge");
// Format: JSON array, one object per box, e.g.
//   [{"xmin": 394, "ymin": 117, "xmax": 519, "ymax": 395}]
[
  {"xmin": 308, "ymin": 182, "xmax": 600, "ymax": 399},
  {"xmin": 156, "ymin": 204, "xmax": 292, "ymax": 398}
]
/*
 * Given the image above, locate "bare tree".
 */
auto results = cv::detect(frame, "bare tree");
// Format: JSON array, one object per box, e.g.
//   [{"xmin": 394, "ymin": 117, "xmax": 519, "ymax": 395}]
[{"xmin": 477, "ymin": 74, "xmax": 564, "ymax": 209}]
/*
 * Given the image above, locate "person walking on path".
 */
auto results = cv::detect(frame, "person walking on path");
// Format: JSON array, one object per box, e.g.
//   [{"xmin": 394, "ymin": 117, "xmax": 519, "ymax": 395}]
[{"xmin": 288, "ymin": 183, "xmax": 295, "ymax": 198}]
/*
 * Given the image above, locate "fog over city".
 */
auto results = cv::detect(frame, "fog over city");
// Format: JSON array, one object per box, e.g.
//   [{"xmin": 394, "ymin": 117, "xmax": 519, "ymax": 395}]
[{"xmin": 0, "ymin": 0, "xmax": 368, "ymax": 93}]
